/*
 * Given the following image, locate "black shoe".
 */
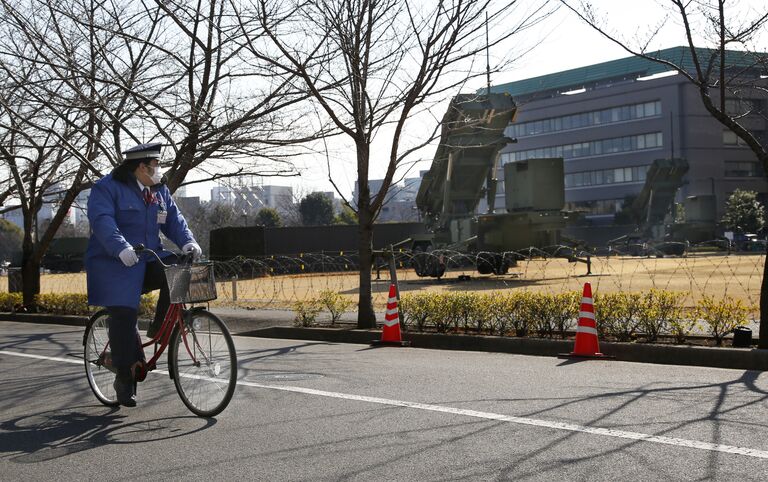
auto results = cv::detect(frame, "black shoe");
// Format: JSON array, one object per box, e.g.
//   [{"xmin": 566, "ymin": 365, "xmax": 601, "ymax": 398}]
[{"xmin": 113, "ymin": 372, "xmax": 137, "ymax": 407}]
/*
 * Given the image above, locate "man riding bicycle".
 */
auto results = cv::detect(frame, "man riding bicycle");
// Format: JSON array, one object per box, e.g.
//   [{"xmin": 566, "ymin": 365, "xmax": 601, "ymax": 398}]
[{"xmin": 85, "ymin": 143, "xmax": 202, "ymax": 407}]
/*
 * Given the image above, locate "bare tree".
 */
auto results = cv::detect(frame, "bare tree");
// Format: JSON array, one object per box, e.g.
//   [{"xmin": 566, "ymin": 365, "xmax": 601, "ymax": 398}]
[
  {"xmin": 0, "ymin": 0, "xmax": 321, "ymax": 307},
  {"xmin": 560, "ymin": 0, "xmax": 768, "ymax": 346},
  {"xmin": 0, "ymin": 0, "xmax": 141, "ymax": 306},
  {"xmin": 111, "ymin": 0, "xmax": 330, "ymax": 193},
  {"xmin": 184, "ymin": 201, "xmax": 241, "ymax": 253},
  {"xmin": 251, "ymin": 0, "xmax": 556, "ymax": 327}
]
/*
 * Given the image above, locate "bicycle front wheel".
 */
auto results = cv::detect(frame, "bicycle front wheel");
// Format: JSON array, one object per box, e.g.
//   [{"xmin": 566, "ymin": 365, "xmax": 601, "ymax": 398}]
[
  {"xmin": 169, "ymin": 310, "xmax": 237, "ymax": 417},
  {"xmin": 83, "ymin": 309, "xmax": 119, "ymax": 406}
]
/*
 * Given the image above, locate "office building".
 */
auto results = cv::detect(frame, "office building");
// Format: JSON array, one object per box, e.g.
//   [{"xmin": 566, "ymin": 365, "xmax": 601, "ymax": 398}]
[{"xmin": 482, "ymin": 46, "xmax": 767, "ymax": 224}]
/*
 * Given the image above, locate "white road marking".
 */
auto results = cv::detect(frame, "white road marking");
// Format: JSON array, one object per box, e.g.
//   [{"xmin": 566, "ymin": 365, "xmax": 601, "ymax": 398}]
[
  {"xmin": 3, "ymin": 349, "xmax": 768, "ymax": 460},
  {"xmin": 1, "ymin": 351, "xmax": 82, "ymax": 365}
]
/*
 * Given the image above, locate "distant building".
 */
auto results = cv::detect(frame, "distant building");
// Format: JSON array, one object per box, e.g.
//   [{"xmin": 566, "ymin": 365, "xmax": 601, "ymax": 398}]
[
  {"xmin": 261, "ymin": 185, "xmax": 293, "ymax": 212},
  {"xmin": 1, "ymin": 206, "xmax": 24, "ymax": 230},
  {"xmin": 72, "ymin": 189, "xmax": 90, "ymax": 231},
  {"xmin": 356, "ymin": 174, "xmax": 424, "ymax": 222},
  {"xmin": 1, "ymin": 184, "xmax": 67, "ymax": 231},
  {"xmin": 175, "ymin": 196, "xmax": 201, "ymax": 216},
  {"xmin": 353, "ymin": 179, "xmax": 385, "ymax": 205},
  {"xmin": 210, "ymin": 183, "xmax": 293, "ymax": 217},
  {"xmin": 479, "ymin": 46, "xmax": 768, "ymax": 224}
]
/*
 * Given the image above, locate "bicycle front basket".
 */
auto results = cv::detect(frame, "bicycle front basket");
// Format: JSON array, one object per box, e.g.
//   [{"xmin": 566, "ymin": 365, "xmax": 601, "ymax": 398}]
[{"xmin": 165, "ymin": 262, "xmax": 217, "ymax": 304}]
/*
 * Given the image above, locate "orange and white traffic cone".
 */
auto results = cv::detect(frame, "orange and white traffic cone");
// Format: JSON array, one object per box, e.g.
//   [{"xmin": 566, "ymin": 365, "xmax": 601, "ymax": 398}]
[
  {"xmin": 559, "ymin": 282, "xmax": 612, "ymax": 359},
  {"xmin": 371, "ymin": 283, "xmax": 410, "ymax": 347}
]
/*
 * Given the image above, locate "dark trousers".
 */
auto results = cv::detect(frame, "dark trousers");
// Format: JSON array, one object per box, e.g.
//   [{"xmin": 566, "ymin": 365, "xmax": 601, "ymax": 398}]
[
  {"xmin": 107, "ymin": 255, "xmax": 178, "ymax": 370},
  {"xmin": 142, "ymin": 255, "xmax": 179, "ymax": 330},
  {"xmin": 106, "ymin": 306, "xmax": 144, "ymax": 370}
]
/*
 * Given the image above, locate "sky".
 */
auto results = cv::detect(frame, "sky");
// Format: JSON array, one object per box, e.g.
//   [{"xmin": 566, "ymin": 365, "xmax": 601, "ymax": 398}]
[{"xmin": 184, "ymin": 0, "xmax": 768, "ymax": 203}]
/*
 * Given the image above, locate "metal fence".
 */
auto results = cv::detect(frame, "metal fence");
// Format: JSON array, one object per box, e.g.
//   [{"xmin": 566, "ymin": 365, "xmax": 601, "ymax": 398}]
[{"xmin": 2, "ymin": 247, "xmax": 764, "ymax": 318}]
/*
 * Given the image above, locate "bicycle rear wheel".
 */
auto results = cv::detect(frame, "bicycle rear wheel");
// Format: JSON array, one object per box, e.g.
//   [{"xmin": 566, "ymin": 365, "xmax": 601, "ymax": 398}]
[
  {"xmin": 83, "ymin": 310, "xmax": 119, "ymax": 406},
  {"xmin": 169, "ymin": 310, "xmax": 237, "ymax": 417}
]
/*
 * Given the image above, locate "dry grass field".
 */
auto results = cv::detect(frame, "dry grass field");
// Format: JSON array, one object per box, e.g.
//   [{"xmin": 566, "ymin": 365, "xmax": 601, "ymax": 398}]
[{"xmin": 15, "ymin": 253, "xmax": 764, "ymax": 317}]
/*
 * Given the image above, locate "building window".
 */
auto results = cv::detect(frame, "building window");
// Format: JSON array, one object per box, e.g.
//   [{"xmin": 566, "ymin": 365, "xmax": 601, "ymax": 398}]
[
  {"xmin": 724, "ymin": 98, "xmax": 762, "ymax": 116},
  {"xmin": 564, "ymin": 199, "xmax": 623, "ymax": 215},
  {"xmin": 724, "ymin": 161, "xmax": 764, "ymax": 177},
  {"xmin": 508, "ymin": 132, "xmax": 662, "ymax": 162},
  {"xmin": 723, "ymin": 129, "xmax": 764, "ymax": 146},
  {"xmin": 509, "ymin": 100, "xmax": 661, "ymax": 138},
  {"xmin": 564, "ymin": 164, "xmax": 650, "ymax": 188}
]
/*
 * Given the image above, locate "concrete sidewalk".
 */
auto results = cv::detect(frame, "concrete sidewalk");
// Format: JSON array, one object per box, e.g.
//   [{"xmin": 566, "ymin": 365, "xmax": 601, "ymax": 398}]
[{"xmin": 207, "ymin": 306, "xmax": 378, "ymax": 334}]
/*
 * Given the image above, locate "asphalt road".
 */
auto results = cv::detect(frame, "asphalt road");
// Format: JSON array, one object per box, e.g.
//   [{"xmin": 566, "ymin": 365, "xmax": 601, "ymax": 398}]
[{"xmin": 1, "ymin": 320, "xmax": 768, "ymax": 481}]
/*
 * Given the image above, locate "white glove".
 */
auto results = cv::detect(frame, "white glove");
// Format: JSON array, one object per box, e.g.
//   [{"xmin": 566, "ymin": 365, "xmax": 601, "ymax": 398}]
[
  {"xmin": 182, "ymin": 242, "xmax": 202, "ymax": 261},
  {"xmin": 118, "ymin": 247, "xmax": 139, "ymax": 267}
]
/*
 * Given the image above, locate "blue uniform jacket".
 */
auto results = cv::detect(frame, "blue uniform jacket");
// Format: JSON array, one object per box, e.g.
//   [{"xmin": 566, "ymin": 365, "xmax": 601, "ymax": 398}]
[{"xmin": 85, "ymin": 173, "xmax": 196, "ymax": 308}]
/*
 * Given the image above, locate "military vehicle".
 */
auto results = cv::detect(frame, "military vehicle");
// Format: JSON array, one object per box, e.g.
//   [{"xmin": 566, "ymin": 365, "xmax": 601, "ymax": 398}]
[
  {"xmin": 608, "ymin": 158, "xmax": 690, "ymax": 255},
  {"xmin": 410, "ymin": 93, "xmax": 572, "ymax": 277},
  {"xmin": 668, "ymin": 194, "xmax": 718, "ymax": 245}
]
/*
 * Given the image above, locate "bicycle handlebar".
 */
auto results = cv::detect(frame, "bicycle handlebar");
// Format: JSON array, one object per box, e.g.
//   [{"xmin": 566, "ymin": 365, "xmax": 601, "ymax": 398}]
[{"xmin": 132, "ymin": 244, "xmax": 194, "ymax": 267}]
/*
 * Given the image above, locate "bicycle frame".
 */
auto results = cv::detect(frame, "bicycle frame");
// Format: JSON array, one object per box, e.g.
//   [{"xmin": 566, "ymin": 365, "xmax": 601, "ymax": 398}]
[
  {"xmin": 85, "ymin": 245, "xmax": 234, "ymax": 417},
  {"xmin": 92, "ymin": 303, "xmax": 188, "ymax": 380},
  {"xmin": 92, "ymin": 245, "xmax": 211, "ymax": 382},
  {"xmin": 136, "ymin": 302, "xmax": 183, "ymax": 380},
  {"xmin": 137, "ymin": 301, "xmax": 218, "ymax": 382}
]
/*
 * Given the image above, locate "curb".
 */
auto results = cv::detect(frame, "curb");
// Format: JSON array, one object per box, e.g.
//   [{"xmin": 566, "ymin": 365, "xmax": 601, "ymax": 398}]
[
  {"xmin": 3, "ymin": 313, "xmax": 767, "ymax": 371},
  {"xmin": 0, "ymin": 312, "xmax": 90, "ymax": 327},
  {"xmin": 245, "ymin": 326, "xmax": 768, "ymax": 371}
]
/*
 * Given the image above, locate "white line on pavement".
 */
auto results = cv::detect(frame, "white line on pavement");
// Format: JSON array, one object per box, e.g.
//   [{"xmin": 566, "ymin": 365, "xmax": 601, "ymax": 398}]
[{"xmin": 3, "ymin": 349, "xmax": 768, "ymax": 460}]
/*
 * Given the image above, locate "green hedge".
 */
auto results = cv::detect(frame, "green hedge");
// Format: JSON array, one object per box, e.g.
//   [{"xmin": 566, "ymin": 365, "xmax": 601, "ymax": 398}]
[
  {"xmin": 293, "ymin": 290, "xmax": 355, "ymax": 327},
  {"xmin": 0, "ymin": 292, "xmax": 158, "ymax": 317},
  {"xmin": 399, "ymin": 290, "xmax": 753, "ymax": 344},
  {"xmin": 0, "ymin": 292, "xmax": 23, "ymax": 312}
]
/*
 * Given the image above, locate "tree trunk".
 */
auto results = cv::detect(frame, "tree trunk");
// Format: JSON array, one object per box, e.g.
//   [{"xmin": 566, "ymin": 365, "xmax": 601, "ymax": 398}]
[
  {"xmin": 21, "ymin": 243, "xmax": 41, "ymax": 310},
  {"xmin": 760, "ymin": 247, "xmax": 768, "ymax": 349},
  {"xmin": 357, "ymin": 207, "xmax": 376, "ymax": 328}
]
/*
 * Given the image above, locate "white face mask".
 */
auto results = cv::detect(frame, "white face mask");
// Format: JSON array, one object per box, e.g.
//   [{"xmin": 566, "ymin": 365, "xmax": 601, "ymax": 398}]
[{"xmin": 148, "ymin": 164, "xmax": 163, "ymax": 185}]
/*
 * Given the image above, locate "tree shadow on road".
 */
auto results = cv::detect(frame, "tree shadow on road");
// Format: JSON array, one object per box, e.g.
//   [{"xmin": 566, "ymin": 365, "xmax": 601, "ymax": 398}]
[
  {"xmin": 493, "ymin": 368, "xmax": 768, "ymax": 480},
  {"xmin": 0, "ymin": 329, "xmax": 80, "ymax": 357},
  {"xmin": 0, "ymin": 405, "xmax": 216, "ymax": 464},
  {"xmin": 235, "ymin": 341, "xmax": 335, "ymax": 367}
]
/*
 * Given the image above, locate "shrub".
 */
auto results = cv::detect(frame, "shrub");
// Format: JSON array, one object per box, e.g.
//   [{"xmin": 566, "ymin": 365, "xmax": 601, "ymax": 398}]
[
  {"xmin": 552, "ymin": 291, "xmax": 580, "ymax": 339},
  {"xmin": 696, "ymin": 296, "xmax": 749, "ymax": 346},
  {"xmin": 524, "ymin": 292, "xmax": 580, "ymax": 339},
  {"xmin": 486, "ymin": 291, "xmax": 530, "ymax": 337},
  {"xmin": 638, "ymin": 290, "xmax": 685, "ymax": 342},
  {"xmin": 484, "ymin": 293, "xmax": 508, "ymax": 336},
  {"xmin": 528, "ymin": 293, "xmax": 556, "ymax": 338},
  {"xmin": 453, "ymin": 292, "xmax": 482, "ymax": 332},
  {"xmin": 431, "ymin": 293, "xmax": 454, "ymax": 333},
  {"xmin": 292, "ymin": 299, "xmax": 322, "ymax": 327},
  {"xmin": 594, "ymin": 292, "xmax": 642, "ymax": 342},
  {"xmin": 2, "ymin": 292, "xmax": 157, "ymax": 317},
  {"xmin": 0, "ymin": 292, "xmax": 23, "ymax": 312},
  {"xmin": 510, "ymin": 292, "xmax": 533, "ymax": 337},
  {"xmin": 318, "ymin": 290, "xmax": 354, "ymax": 325},
  {"xmin": 400, "ymin": 293, "xmax": 432, "ymax": 332},
  {"xmin": 35, "ymin": 293, "xmax": 91, "ymax": 315},
  {"xmin": 668, "ymin": 312, "xmax": 699, "ymax": 344},
  {"xmin": 138, "ymin": 293, "xmax": 159, "ymax": 317},
  {"xmin": 475, "ymin": 293, "xmax": 513, "ymax": 334},
  {"xmin": 475, "ymin": 294, "xmax": 493, "ymax": 334}
]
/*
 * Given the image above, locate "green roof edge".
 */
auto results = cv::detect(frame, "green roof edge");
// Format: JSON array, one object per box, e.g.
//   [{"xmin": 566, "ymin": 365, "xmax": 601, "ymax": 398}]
[{"xmin": 488, "ymin": 46, "xmax": 767, "ymax": 98}]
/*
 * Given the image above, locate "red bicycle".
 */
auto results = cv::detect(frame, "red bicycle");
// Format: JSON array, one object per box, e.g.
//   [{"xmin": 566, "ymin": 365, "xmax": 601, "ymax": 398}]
[{"xmin": 82, "ymin": 246, "xmax": 237, "ymax": 417}]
